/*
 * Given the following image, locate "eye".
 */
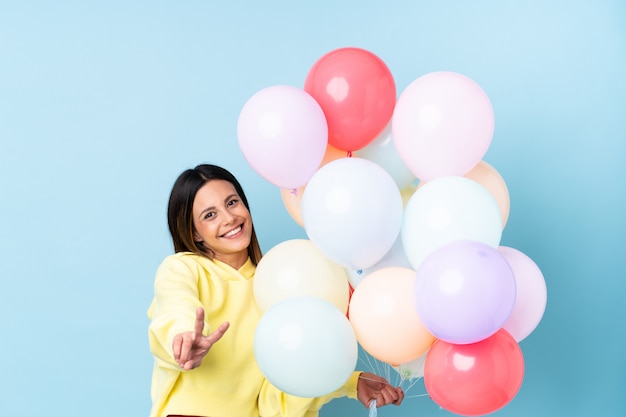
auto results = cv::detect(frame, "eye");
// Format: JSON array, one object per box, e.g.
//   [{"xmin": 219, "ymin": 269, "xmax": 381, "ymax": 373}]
[
  {"xmin": 203, "ymin": 211, "xmax": 215, "ymax": 220},
  {"xmin": 227, "ymin": 198, "xmax": 239, "ymax": 207}
]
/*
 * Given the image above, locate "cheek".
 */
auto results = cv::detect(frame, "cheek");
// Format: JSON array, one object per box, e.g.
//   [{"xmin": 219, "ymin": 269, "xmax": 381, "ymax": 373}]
[{"xmin": 194, "ymin": 223, "xmax": 214, "ymax": 241}]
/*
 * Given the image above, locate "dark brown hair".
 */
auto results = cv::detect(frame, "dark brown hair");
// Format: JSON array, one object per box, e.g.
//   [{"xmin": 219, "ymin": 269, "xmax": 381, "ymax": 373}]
[{"xmin": 167, "ymin": 164, "xmax": 262, "ymax": 265}]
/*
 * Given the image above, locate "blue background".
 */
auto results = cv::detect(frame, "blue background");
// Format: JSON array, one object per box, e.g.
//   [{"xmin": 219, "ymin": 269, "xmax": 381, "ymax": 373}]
[{"xmin": 1, "ymin": 1, "xmax": 624, "ymax": 416}]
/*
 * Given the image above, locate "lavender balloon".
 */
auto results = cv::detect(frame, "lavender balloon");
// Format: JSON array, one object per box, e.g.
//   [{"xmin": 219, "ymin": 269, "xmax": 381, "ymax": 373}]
[{"xmin": 414, "ymin": 240, "xmax": 516, "ymax": 344}]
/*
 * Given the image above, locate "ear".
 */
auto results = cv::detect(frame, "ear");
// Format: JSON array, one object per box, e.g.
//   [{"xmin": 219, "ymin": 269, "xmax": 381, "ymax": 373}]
[{"xmin": 193, "ymin": 230, "xmax": 203, "ymax": 243}]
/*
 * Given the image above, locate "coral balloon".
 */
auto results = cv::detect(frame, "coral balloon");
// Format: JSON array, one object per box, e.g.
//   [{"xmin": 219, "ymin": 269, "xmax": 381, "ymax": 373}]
[
  {"xmin": 414, "ymin": 240, "xmax": 516, "ymax": 344},
  {"xmin": 238, "ymin": 85, "xmax": 327, "ymax": 189},
  {"xmin": 424, "ymin": 329, "xmax": 524, "ymax": 416},
  {"xmin": 253, "ymin": 239, "xmax": 349, "ymax": 313},
  {"xmin": 464, "ymin": 161, "xmax": 510, "ymax": 228},
  {"xmin": 280, "ymin": 186, "xmax": 305, "ymax": 227},
  {"xmin": 392, "ymin": 71, "xmax": 494, "ymax": 182},
  {"xmin": 349, "ymin": 267, "xmax": 435, "ymax": 364},
  {"xmin": 499, "ymin": 246, "xmax": 547, "ymax": 342},
  {"xmin": 304, "ymin": 47, "xmax": 396, "ymax": 152}
]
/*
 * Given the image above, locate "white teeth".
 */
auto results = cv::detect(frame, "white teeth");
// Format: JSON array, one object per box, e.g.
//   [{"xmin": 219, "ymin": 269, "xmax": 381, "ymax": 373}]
[{"xmin": 223, "ymin": 226, "xmax": 241, "ymax": 237}]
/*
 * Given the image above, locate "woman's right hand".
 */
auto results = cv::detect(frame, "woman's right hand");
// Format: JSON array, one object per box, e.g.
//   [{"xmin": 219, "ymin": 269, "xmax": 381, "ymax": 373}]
[
  {"xmin": 357, "ymin": 372, "xmax": 404, "ymax": 408},
  {"xmin": 172, "ymin": 306, "xmax": 230, "ymax": 370}
]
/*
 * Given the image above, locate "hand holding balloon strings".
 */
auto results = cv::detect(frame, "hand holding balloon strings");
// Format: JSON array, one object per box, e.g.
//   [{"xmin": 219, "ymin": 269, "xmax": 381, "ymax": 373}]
[
  {"xmin": 357, "ymin": 372, "xmax": 404, "ymax": 409},
  {"xmin": 358, "ymin": 350, "xmax": 429, "ymax": 400}
]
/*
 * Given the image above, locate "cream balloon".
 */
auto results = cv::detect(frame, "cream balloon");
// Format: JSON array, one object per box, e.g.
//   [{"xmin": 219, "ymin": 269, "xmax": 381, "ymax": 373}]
[{"xmin": 253, "ymin": 239, "xmax": 349, "ymax": 313}]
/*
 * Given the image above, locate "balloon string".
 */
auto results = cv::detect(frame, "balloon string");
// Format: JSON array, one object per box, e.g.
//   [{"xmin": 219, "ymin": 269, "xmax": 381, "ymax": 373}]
[
  {"xmin": 359, "ymin": 375, "xmax": 389, "ymax": 383},
  {"xmin": 368, "ymin": 399, "xmax": 377, "ymax": 417},
  {"xmin": 404, "ymin": 393, "xmax": 430, "ymax": 399}
]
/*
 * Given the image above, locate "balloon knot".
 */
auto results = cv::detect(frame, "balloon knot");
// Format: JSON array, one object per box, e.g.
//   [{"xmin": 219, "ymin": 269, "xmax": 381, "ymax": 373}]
[
  {"xmin": 356, "ymin": 269, "xmax": 363, "ymax": 275},
  {"xmin": 290, "ymin": 188, "xmax": 298, "ymax": 196},
  {"xmin": 347, "ymin": 150, "xmax": 353, "ymax": 157}
]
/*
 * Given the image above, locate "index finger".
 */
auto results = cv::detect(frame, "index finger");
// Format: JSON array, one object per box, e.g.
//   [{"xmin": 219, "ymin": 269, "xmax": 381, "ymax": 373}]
[{"xmin": 193, "ymin": 307, "xmax": 205, "ymax": 338}]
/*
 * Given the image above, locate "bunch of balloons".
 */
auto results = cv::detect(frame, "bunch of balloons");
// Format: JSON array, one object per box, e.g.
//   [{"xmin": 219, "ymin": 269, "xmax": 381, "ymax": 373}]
[{"xmin": 238, "ymin": 47, "xmax": 547, "ymax": 415}]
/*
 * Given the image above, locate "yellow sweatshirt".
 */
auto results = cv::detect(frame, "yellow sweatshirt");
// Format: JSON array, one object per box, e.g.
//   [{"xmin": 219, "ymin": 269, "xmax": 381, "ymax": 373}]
[{"xmin": 147, "ymin": 252, "xmax": 360, "ymax": 417}]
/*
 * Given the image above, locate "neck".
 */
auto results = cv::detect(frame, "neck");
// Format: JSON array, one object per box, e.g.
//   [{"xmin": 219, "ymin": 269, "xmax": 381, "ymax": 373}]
[{"xmin": 214, "ymin": 252, "xmax": 248, "ymax": 270}]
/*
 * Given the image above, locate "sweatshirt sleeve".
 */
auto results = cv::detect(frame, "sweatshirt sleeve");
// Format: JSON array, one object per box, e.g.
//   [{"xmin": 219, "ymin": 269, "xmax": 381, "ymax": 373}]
[
  {"xmin": 258, "ymin": 371, "xmax": 362, "ymax": 417},
  {"xmin": 147, "ymin": 255, "xmax": 209, "ymax": 370}
]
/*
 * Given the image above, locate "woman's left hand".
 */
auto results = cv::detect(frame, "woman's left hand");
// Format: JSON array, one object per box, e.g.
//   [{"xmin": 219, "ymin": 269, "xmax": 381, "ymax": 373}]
[{"xmin": 356, "ymin": 372, "xmax": 404, "ymax": 408}]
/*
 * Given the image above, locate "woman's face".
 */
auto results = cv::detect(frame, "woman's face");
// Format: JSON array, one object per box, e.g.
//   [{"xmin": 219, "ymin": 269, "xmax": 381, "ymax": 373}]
[{"xmin": 192, "ymin": 179, "xmax": 253, "ymax": 269}]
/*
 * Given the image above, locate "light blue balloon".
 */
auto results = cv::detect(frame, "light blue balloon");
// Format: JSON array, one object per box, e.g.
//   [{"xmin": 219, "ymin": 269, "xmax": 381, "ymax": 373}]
[{"xmin": 254, "ymin": 296, "xmax": 358, "ymax": 398}]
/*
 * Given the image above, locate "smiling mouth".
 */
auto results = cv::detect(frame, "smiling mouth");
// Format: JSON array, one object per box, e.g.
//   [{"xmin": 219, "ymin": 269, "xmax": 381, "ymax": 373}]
[{"xmin": 222, "ymin": 225, "xmax": 242, "ymax": 238}]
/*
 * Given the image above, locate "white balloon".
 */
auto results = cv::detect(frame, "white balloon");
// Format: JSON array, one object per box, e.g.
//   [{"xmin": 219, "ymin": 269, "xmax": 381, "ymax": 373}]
[
  {"xmin": 346, "ymin": 234, "xmax": 412, "ymax": 289},
  {"xmin": 393, "ymin": 348, "xmax": 429, "ymax": 381},
  {"xmin": 356, "ymin": 122, "xmax": 416, "ymax": 189},
  {"xmin": 401, "ymin": 176, "xmax": 502, "ymax": 270},
  {"xmin": 302, "ymin": 158, "xmax": 403, "ymax": 270}
]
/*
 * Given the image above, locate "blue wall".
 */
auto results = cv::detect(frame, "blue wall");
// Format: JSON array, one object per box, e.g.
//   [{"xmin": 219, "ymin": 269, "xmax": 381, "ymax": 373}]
[{"xmin": 1, "ymin": 1, "xmax": 624, "ymax": 416}]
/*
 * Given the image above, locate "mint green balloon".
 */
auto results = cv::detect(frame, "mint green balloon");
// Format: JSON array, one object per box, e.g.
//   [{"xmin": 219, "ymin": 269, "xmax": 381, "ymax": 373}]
[
  {"xmin": 254, "ymin": 296, "xmax": 358, "ymax": 397},
  {"xmin": 402, "ymin": 176, "xmax": 502, "ymax": 270}
]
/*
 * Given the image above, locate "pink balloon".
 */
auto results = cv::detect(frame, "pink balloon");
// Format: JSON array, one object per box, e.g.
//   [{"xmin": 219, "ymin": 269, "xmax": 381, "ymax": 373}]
[
  {"xmin": 499, "ymin": 246, "xmax": 547, "ymax": 342},
  {"xmin": 392, "ymin": 71, "xmax": 494, "ymax": 182},
  {"xmin": 237, "ymin": 85, "xmax": 328, "ymax": 189}
]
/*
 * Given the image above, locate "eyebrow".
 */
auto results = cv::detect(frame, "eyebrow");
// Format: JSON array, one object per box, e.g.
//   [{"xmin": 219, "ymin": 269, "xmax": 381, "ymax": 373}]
[{"xmin": 197, "ymin": 193, "xmax": 239, "ymax": 220}]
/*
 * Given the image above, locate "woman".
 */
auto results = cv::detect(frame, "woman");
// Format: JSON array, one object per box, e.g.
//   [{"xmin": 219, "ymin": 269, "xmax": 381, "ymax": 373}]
[{"xmin": 148, "ymin": 164, "xmax": 404, "ymax": 417}]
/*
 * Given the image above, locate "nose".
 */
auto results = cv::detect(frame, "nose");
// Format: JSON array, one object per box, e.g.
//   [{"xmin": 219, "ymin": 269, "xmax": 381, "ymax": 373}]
[{"xmin": 221, "ymin": 209, "xmax": 236, "ymax": 224}]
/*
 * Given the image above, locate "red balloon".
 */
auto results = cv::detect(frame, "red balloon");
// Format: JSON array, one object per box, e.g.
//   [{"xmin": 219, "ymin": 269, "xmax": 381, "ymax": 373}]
[
  {"xmin": 424, "ymin": 329, "xmax": 524, "ymax": 416},
  {"xmin": 304, "ymin": 47, "xmax": 396, "ymax": 152},
  {"xmin": 346, "ymin": 283, "xmax": 354, "ymax": 319}
]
